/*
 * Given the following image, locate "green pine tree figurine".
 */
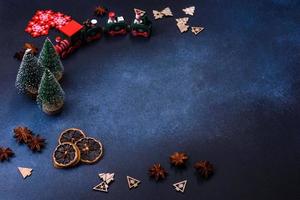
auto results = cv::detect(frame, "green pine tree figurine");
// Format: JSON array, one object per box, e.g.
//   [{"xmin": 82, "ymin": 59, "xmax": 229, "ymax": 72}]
[
  {"xmin": 15, "ymin": 49, "xmax": 44, "ymax": 98},
  {"xmin": 38, "ymin": 38, "xmax": 64, "ymax": 81},
  {"xmin": 37, "ymin": 69, "xmax": 65, "ymax": 115}
]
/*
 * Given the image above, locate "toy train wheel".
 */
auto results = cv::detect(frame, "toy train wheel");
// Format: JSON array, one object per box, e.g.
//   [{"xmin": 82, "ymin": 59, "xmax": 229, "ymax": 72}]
[
  {"xmin": 86, "ymin": 33, "xmax": 101, "ymax": 43},
  {"xmin": 108, "ymin": 29, "xmax": 126, "ymax": 36},
  {"xmin": 131, "ymin": 30, "xmax": 138, "ymax": 36},
  {"xmin": 108, "ymin": 31, "xmax": 116, "ymax": 36},
  {"xmin": 67, "ymin": 47, "xmax": 76, "ymax": 55},
  {"xmin": 120, "ymin": 29, "xmax": 127, "ymax": 35},
  {"xmin": 61, "ymin": 51, "xmax": 68, "ymax": 59},
  {"xmin": 143, "ymin": 32, "xmax": 149, "ymax": 38},
  {"xmin": 74, "ymin": 40, "xmax": 82, "ymax": 48},
  {"xmin": 131, "ymin": 30, "xmax": 150, "ymax": 38}
]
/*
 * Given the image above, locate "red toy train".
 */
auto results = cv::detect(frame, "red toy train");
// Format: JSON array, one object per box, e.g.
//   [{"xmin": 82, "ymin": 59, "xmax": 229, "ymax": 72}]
[{"xmin": 54, "ymin": 10, "xmax": 152, "ymax": 58}]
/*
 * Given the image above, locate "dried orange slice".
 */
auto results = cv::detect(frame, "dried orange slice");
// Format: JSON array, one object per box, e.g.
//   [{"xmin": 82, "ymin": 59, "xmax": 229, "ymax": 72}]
[
  {"xmin": 53, "ymin": 142, "xmax": 80, "ymax": 168},
  {"xmin": 58, "ymin": 128, "xmax": 86, "ymax": 144},
  {"xmin": 75, "ymin": 137, "xmax": 103, "ymax": 164}
]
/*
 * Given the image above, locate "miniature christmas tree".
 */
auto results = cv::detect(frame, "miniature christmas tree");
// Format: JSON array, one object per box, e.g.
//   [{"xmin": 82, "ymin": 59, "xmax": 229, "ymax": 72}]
[
  {"xmin": 37, "ymin": 69, "xmax": 65, "ymax": 115},
  {"xmin": 15, "ymin": 49, "xmax": 44, "ymax": 98},
  {"xmin": 38, "ymin": 38, "xmax": 64, "ymax": 81}
]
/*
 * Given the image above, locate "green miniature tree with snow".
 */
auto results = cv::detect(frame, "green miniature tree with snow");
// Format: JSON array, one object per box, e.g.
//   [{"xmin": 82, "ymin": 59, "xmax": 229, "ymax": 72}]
[
  {"xmin": 15, "ymin": 49, "xmax": 44, "ymax": 97},
  {"xmin": 37, "ymin": 69, "xmax": 65, "ymax": 115},
  {"xmin": 38, "ymin": 38, "xmax": 64, "ymax": 81}
]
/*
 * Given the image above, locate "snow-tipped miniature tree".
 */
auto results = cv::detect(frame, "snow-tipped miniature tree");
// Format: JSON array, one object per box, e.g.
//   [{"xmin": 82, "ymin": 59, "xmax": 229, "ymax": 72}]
[
  {"xmin": 37, "ymin": 69, "xmax": 65, "ymax": 114},
  {"xmin": 38, "ymin": 38, "xmax": 64, "ymax": 81},
  {"xmin": 15, "ymin": 49, "xmax": 44, "ymax": 97}
]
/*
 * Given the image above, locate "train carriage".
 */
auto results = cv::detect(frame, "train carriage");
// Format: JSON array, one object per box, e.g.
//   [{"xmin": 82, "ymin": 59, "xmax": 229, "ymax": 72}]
[
  {"xmin": 104, "ymin": 15, "xmax": 128, "ymax": 36},
  {"xmin": 130, "ymin": 13, "xmax": 152, "ymax": 38}
]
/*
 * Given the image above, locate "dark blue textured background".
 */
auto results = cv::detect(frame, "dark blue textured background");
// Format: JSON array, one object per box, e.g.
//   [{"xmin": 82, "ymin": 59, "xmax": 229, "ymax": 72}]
[{"xmin": 0, "ymin": 0, "xmax": 299, "ymax": 199}]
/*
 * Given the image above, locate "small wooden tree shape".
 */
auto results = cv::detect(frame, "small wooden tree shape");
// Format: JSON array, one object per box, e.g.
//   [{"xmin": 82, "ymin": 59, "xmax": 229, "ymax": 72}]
[
  {"xmin": 38, "ymin": 38, "xmax": 64, "ymax": 81},
  {"xmin": 37, "ymin": 69, "xmax": 65, "ymax": 115},
  {"xmin": 15, "ymin": 49, "xmax": 44, "ymax": 98}
]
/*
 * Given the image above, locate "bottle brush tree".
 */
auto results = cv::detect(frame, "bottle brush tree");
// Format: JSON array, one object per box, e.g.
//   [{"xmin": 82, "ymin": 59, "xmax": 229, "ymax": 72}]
[
  {"xmin": 15, "ymin": 49, "xmax": 44, "ymax": 98},
  {"xmin": 37, "ymin": 68, "xmax": 65, "ymax": 115},
  {"xmin": 38, "ymin": 37, "xmax": 64, "ymax": 81}
]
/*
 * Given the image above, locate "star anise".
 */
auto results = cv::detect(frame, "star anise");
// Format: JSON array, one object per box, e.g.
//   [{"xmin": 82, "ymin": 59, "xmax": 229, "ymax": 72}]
[
  {"xmin": 170, "ymin": 152, "xmax": 188, "ymax": 167},
  {"xmin": 27, "ymin": 135, "xmax": 46, "ymax": 152},
  {"xmin": 83, "ymin": 19, "xmax": 92, "ymax": 27},
  {"xmin": 194, "ymin": 160, "xmax": 214, "ymax": 179},
  {"xmin": 0, "ymin": 147, "xmax": 14, "ymax": 162},
  {"xmin": 23, "ymin": 43, "xmax": 38, "ymax": 55},
  {"xmin": 14, "ymin": 51, "xmax": 24, "ymax": 60},
  {"xmin": 94, "ymin": 6, "xmax": 108, "ymax": 17},
  {"xmin": 149, "ymin": 164, "xmax": 168, "ymax": 181},
  {"xmin": 13, "ymin": 43, "xmax": 38, "ymax": 60},
  {"xmin": 13, "ymin": 126, "xmax": 33, "ymax": 144}
]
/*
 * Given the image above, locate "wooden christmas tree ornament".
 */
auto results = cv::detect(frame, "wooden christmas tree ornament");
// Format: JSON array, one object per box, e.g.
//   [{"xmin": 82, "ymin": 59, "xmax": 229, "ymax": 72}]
[
  {"xmin": 191, "ymin": 27, "xmax": 204, "ymax": 35},
  {"xmin": 153, "ymin": 10, "xmax": 164, "ymax": 20},
  {"xmin": 182, "ymin": 6, "xmax": 195, "ymax": 16},
  {"xmin": 176, "ymin": 17, "xmax": 189, "ymax": 24},
  {"xmin": 173, "ymin": 180, "xmax": 187, "ymax": 193},
  {"xmin": 93, "ymin": 181, "xmax": 109, "ymax": 192},
  {"xmin": 177, "ymin": 23, "xmax": 189, "ymax": 33},
  {"xmin": 161, "ymin": 7, "xmax": 173, "ymax": 16},
  {"xmin": 18, "ymin": 167, "xmax": 33, "ymax": 179},
  {"xmin": 99, "ymin": 173, "xmax": 115, "ymax": 185},
  {"xmin": 127, "ymin": 176, "xmax": 141, "ymax": 189},
  {"xmin": 134, "ymin": 8, "xmax": 146, "ymax": 16}
]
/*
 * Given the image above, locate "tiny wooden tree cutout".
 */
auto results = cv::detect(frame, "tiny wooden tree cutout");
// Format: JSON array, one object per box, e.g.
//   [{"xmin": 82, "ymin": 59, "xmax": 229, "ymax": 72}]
[
  {"xmin": 93, "ymin": 182, "xmax": 108, "ymax": 192},
  {"xmin": 176, "ymin": 17, "xmax": 189, "ymax": 24},
  {"xmin": 191, "ymin": 27, "xmax": 204, "ymax": 35},
  {"xmin": 127, "ymin": 176, "xmax": 141, "ymax": 189},
  {"xmin": 153, "ymin": 10, "xmax": 164, "ymax": 19},
  {"xmin": 134, "ymin": 8, "xmax": 146, "ymax": 16},
  {"xmin": 99, "ymin": 173, "xmax": 115, "ymax": 184},
  {"xmin": 18, "ymin": 167, "xmax": 33, "ymax": 179},
  {"xmin": 183, "ymin": 6, "xmax": 195, "ymax": 16},
  {"xmin": 177, "ymin": 23, "xmax": 189, "ymax": 33},
  {"xmin": 161, "ymin": 7, "xmax": 173, "ymax": 16},
  {"xmin": 173, "ymin": 180, "xmax": 187, "ymax": 193}
]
